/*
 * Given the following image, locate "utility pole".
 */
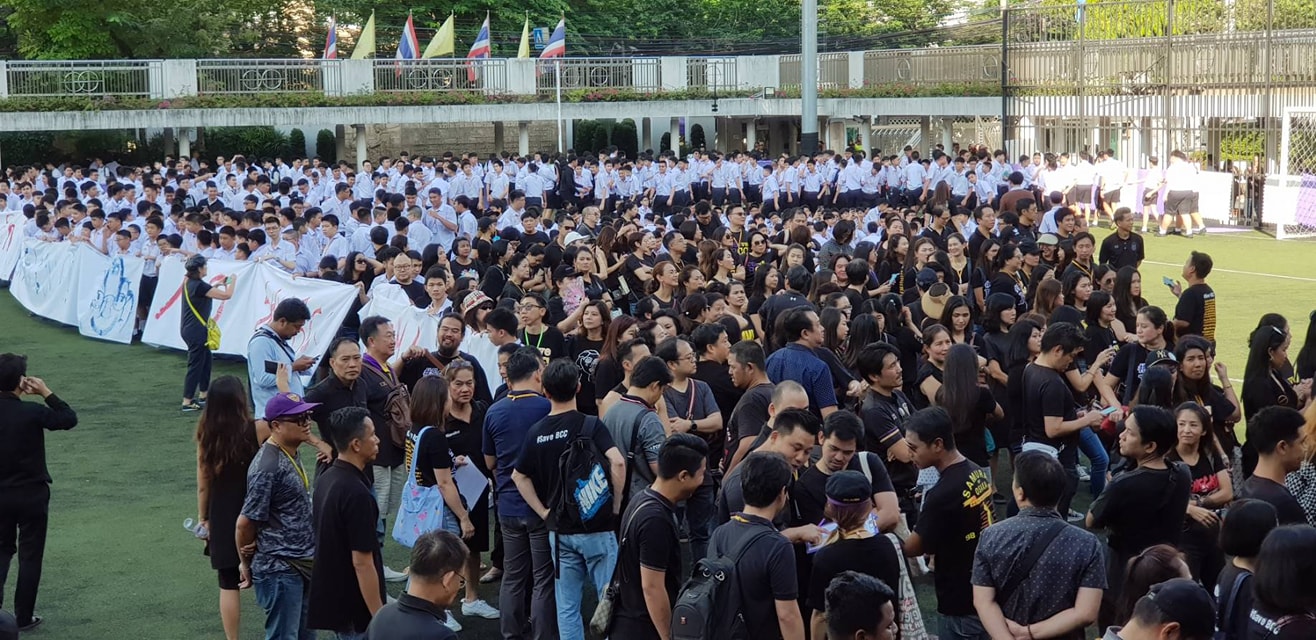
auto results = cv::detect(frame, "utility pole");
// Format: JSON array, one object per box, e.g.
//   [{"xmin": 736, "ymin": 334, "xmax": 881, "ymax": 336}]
[{"xmin": 801, "ymin": 0, "xmax": 819, "ymax": 154}]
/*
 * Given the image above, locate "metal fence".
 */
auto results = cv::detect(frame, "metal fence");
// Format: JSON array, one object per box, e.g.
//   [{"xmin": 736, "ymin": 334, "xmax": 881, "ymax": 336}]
[
  {"xmin": 196, "ymin": 59, "xmax": 335, "ymax": 95},
  {"xmin": 6, "ymin": 60, "xmax": 160, "ymax": 98},
  {"xmin": 534, "ymin": 58, "xmax": 662, "ymax": 94},
  {"xmin": 687, "ymin": 57, "xmax": 738, "ymax": 90},
  {"xmin": 863, "ymin": 46, "xmax": 1000, "ymax": 86},
  {"xmin": 374, "ymin": 59, "xmax": 508, "ymax": 94},
  {"xmin": 778, "ymin": 52, "xmax": 849, "ymax": 90}
]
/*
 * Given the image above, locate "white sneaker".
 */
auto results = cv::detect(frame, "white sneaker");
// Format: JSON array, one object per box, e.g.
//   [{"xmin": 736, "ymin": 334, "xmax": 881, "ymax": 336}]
[
  {"xmin": 383, "ymin": 566, "xmax": 409, "ymax": 582},
  {"xmin": 1067, "ymin": 509, "xmax": 1085, "ymax": 522},
  {"xmin": 444, "ymin": 611, "xmax": 463, "ymax": 632},
  {"xmin": 462, "ymin": 598, "xmax": 501, "ymax": 619},
  {"xmin": 1077, "ymin": 466, "xmax": 1091, "ymax": 482}
]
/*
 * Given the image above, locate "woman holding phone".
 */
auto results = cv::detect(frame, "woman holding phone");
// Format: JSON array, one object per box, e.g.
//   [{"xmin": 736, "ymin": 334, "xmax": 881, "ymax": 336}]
[{"xmin": 181, "ymin": 255, "xmax": 235, "ymax": 412}]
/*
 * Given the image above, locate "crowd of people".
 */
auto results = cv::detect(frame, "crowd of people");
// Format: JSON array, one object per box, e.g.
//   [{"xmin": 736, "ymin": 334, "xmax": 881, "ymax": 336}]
[{"xmin": 2, "ymin": 140, "xmax": 1316, "ymax": 640}]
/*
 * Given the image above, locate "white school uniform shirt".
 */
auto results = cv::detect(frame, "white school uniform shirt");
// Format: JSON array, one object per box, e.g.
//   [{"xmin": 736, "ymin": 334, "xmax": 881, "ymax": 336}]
[
  {"xmin": 903, "ymin": 163, "xmax": 927, "ymax": 191},
  {"xmin": 322, "ymin": 234, "xmax": 350, "ymax": 261}
]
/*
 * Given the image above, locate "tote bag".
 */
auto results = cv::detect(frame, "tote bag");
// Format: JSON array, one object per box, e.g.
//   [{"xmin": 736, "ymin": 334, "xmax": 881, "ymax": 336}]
[{"xmin": 391, "ymin": 426, "xmax": 447, "ymax": 548}]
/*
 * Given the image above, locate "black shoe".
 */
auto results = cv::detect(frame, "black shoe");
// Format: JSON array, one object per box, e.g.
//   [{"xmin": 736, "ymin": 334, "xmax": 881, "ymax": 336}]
[
  {"xmin": 181, "ymin": 402, "xmax": 202, "ymax": 413},
  {"xmin": 19, "ymin": 615, "xmax": 43, "ymax": 631}
]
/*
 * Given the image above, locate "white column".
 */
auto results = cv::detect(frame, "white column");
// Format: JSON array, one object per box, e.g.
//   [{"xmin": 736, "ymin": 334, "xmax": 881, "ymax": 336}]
[
  {"xmin": 745, "ymin": 119, "xmax": 757, "ymax": 152},
  {"xmin": 334, "ymin": 124, "xmax": 346, "ymax": 163},
  {"xmin": 493, "ymin": 122, "xmax": 505, "ymax": 152},
  {"xmin": 518, "ymin": 121, "xmax": 530, "ymax": 156},
  {"xmin": 355, "ymin": 124, "xmax": 367, "ymax": 171},
  {"xmin": 641, "ymin": 117, "xmax": 653, "ymax": 153},
  {"xmin": 178, "ymin": 128, "xmax": 191, "ymax": 159},
  {"xmin": 859, "ymin": 118, "xmax": 873, "ymax": 155},
  {"xmin": 669, "ymin": 117, "xmax": 681, "ymax": 155},
  {"xmin": 941, "ymin": 118, "xmax": 953, "ymax": 151},
  {"xmin": 919, "ymin": 117, "xmax": 931, "ymax": 154}
]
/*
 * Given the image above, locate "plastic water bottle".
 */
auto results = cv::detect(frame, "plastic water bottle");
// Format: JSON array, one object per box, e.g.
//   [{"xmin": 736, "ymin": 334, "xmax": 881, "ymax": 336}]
[{"xmin": 183, "ymin": 518, "xmax": 208, "ymax": 539}]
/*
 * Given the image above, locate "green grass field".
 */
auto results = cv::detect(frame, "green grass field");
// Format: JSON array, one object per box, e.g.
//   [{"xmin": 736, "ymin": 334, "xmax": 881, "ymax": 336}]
[{"xmin": 0, "ymin": 228, "xmax": 1311, "ymax": 638}]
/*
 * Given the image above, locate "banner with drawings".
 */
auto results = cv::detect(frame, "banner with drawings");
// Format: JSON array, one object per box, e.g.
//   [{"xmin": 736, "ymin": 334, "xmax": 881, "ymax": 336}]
[
  {"xmin": 8, "ymin": 240, "xmax": 144, "ymax": 344},
  {"xmin": 0, "ymin": 212, "xmax": 26, "ymax": 282}
]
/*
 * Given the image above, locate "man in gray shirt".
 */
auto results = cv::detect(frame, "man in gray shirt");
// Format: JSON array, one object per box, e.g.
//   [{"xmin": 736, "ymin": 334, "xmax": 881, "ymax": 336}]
[{"xmin": 601, "ymin": 356, "xmax": 671, "ymax": 501}]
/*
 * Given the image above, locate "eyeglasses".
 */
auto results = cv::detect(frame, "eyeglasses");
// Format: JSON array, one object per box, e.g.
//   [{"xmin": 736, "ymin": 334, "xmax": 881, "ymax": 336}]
[
  {"xmin": 276, "ymin": 414, "xmax": 311, "ymax": 426},
  {"xmin": 516, "ymin": 303, "xmax": 543, "ymax": 311}
]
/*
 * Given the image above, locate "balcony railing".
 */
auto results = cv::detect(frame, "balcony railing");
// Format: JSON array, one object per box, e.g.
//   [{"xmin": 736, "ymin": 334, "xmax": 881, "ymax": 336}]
[
  {"xmin": 7, "ymin": 60, "xmax": 160, "ymax": 98},
  {"xmin": 534, "ymin": 58, "xmax": 662, "ymax": 94},
  {"xmin": 687, "ymin": 57, "xmax": 738, "ymax": 90},
  {"xmin": 374, "ymin": 59, "xmax": 508, "ymax": 94},
  {"xmin": 196, "ymin": 59, "xmax": 334, "ymax": 94},
  {"xmin": 864, "ymin": 46, "xmax": 1000, "ymax": 86},
  {"xmin": 778, "ymin": 52, "xmax": 848, "ymax": 90}
]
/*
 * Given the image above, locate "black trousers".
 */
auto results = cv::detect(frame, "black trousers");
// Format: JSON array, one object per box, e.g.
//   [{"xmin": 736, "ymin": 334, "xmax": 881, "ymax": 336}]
[
  {"xmin": 0, "ymin": 483, "xmax": 50, "ymax": 626},
  {"xmin": 182, "ymin": 330, "xmax": 212, "ymax": 400}
]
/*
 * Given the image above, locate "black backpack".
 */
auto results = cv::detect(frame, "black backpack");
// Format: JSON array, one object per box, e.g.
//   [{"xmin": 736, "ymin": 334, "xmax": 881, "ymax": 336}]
[
  {"xmin": 670, "ymin": 523, "xmax": 777, "ymax": 640},
  {"xmin": 546, "ymin": 416, "xmax": 614, "ymax": 535}
]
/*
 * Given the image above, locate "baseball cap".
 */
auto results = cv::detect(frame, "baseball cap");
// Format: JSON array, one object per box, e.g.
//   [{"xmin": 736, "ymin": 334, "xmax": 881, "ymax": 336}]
[
  {"xmin": 1037, "ymin": 233, "xmax": 1060, "ymax": 246},
  {"xmin": 263, "ymin": 392, "xmax": 321, "ymax": 422},
  {"xmin": 553, "ymin": 264, "xmax": 579, "ymax": 282},
  {"xmin": 825, "ymin": 471, "xmax": 871, "ymax": 504},
  {"xmin": 1145, "ymin": 349, "xmax": 1178, "ymax": 368},
  {"xmin": 460, "ymin": 290, "xmax": 493, "ymax": 316},
  {"xmin": 1140, "ymin": 578, "xmax": 1215, "ymax": 638},
  {"xmin": 1019, "ymin": 240, "xmax": 1041, "ymax": 256},
  {"xmin": 564, "ymin": 231, "xmax": 587, "ymax": 245},
  {"xmin": 915, "ymin": 267, "xmax": 939, "ymax": 290}
]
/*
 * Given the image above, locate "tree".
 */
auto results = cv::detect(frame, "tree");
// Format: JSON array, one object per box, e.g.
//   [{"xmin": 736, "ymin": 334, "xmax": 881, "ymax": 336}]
[
  {"xmin": 690, "ymin": 123, "xmax": 706, "ymax": 151},
  {"xmin": 574, "ymin": 120, "xmax": 599, "ymax": 153},
  {"xmin": 287, "ymin": 129, "xmax": 307, "ymax": 158},
  {"xmin": 316, "ymin": 129, "xmax": 337, "ymax": 163},
  {"xmin": 611, "ymin": 119, "xmax": 639, "ymax": 159}
]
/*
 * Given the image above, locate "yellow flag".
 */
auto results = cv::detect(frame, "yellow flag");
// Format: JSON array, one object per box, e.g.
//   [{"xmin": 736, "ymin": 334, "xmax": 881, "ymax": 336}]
[
  {"xmin": 350, "ymin": 11, "xmax": 376, "ymax": 59},
  {"xmin": 423, "ymin": 13, "xmax": 455, "ymax": 58},
  {"xmin": 517, "ymin": 14, "xmax": 531, "ymax": 58}
]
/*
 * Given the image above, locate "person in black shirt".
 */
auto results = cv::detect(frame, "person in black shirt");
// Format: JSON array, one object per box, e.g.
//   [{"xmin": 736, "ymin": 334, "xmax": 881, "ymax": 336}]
[
  {"xmin": 1247, "ymin": 525, "xmax": 1316, "ymax": 640},
  {"xmin": 308, "ymin": 407, "xmax": 385, "ymax": 636},
  {"xmin": 1214, "ymin": 499, "xmax": 1278, "ymax": 640},
  {"xmin": 903, "ymin": 407, "xmax": 995, "ymax": 639},
  {"xmin": 724, "ymin": 341, "xmax": 779, "ymax": 473},
  {"xmin": 390, "ymin": 252, "xmax": 429, "ymax": 308},
  {"xmin": 1239, "ymin": 406, "xmax": 1308, "ymax": 525},
  {"xmin": 822, "ymin": 571, "xmax": 899, "ymax": 640},
  {"xmin": 0, "ymin": 355, "xmax": 78, "ymax": 632},
  {"xmin": 1022, "ymin": 322, "xmax": 1112, "ymax": 517},
  {"xmin": 180, "ymin": 254, "xmax": 235, "ymax": 412},
  {"xmin": 709, "ymin": 452, "xmax": 805, "ymax": 640},
  {"xmin": 612, "ymin": 434, "xmax": 708, "ymax": 640},
  {"xmin": 365, "ymin": 530, "xmax": 465, "ymax": 640},
  {"xmin": 1098, "ymin": 208, "xmax": 1144, "ymax": 270},
  {"xmin": 515, "ymin": 296, "xmax": 567, "ymax": 364},
  {"xmin": 305, "ymin": 337, "xmax": 369, "ymax": 475},
  {"xmin": 691, "ymin": 323, "xmax": 743, "ymax": 461},
  {"xmin": 807, "ymin": 472, "xmax": 901, "ymax": 640},
  {"xmin": 1169, "ymin": 250, "xmax": 1216, "ymax": 344},
  {"xmin": 398, "ymin": 313, "xmax": 493, "ymax": 406},
  {"xmin": 793, "ymin": 411, "xmax": 900, "ymax": 534},
  {"xmin": 1087, "ymin": 405, "xmax": 1192, "ymax": 629},
  {"xmin": 855, "ymin": 342, "xmax": 920, "ymax": 517},
  {"xmin": 512, "ymin": 360, "xmax": 625, "ymax": 640}
]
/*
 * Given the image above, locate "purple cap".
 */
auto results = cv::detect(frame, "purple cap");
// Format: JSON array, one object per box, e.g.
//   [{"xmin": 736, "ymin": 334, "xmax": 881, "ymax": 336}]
[{"xmin": 263, "ymin": 392, "xmax": 321, "ymax": 422}]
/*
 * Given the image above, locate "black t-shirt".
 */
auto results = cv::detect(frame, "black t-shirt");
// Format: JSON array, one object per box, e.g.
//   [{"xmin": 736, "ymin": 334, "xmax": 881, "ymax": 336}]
[
  {"xmin": 1049, "ymin": 305, "xmax": 1084, "ymax": 329},
  {"xmin": 521, "ymin": 326, "xmax": 567, "ymax": 364},
  {"xmin": 305, "ymin": 375, "xmax": 369, "ymax": 463},
  {"xmin": 915, "ymin": 458, "xmax": 994, "ymax": 616},
  {"xmin": 443, "ymin": 401, "xmax": 488, "ymax": 474},
  {"xmin": 1085, "ymin": 324, "xmax": 1117, "ymax": 364},
  {"xmin": 1109, "ymin": 342, "xmax": 1152, "ymax": 405},
  {"xmin": 622, "ymin": 253, "xmax": 654, "ymax": 299},
  {"xmin": 1021, "ymin": 363, "xmax": 1078, "ymax": 458},
  {"xmin": 514, "ymin": 411, "xmax": 618, "ymax": 533},
  {"xmin": 1240, "ymin": 476, "xmax": 1307, "ymax": 525},
  {"xmin": 568, "ymin": 335, "xmax": 605, "ymax": 416},
  {"xmin": 1242, "ymin": 372, "xmax": 1297, "ymax": 420},
  {"xmin": 359, "ymin": 364, "xmax": 404, "ymax": 468},
  {"xmin": 405, "ymin": 426, "xmax": 453, "ymax": 488},
  {"xmin": 694, "ymin": 360, "xmax": 743, "ymax": 428},
  {"xmin": 615, "ymin": 489, "xmax": 681, "ymax": 625},
  {"xmin": 1089, "ymin": 463, "xmax": 1192, "ymax": 560},
  {"xmin": 593, "ymin": 357, "xmax": 623, "ymax": 403},
  {"xmin": 726, "ymin": 383, "xmax": 773, "ymax": 464},
  {"xmin": 913, "ymin": 362, "xmax": 944, "ymax": 410},
  {"xmin": 988, "ymin": 271, "xmax": 1028, "ymax": 314},
  {"xmin": 709, "ymin": 513, "xmax": 798, "ymax": 640},
  {"xmin": 1247, "ymin": 606, "xmax": 1316, "ymax": 639},
  {"xmin": 181, "ymin": 278, "xmax": 213, "ymax": 333},
  {"xmin": 808, "ymin": 536, "xmax": 901, "ymax": 613},
  {"xmin": 793, "ymin": 453, "xmax": 895, "ymax": 528},
  {"xmin": 308, "ymin": 460, "xmax": 384, "ymax": 633},
  {"xmin": 1175, "ymin": 282, "xmax": 1217, "ymax": 343},
  {"xmin": 859, "ymin": 390, "xmax": 918, "ymax": 492},
  {"xmin": 394, "ymin": 279, "xmax": 429, "ymax": 308},
  {"xmin": 399, "ymin": 351, "xmax": 493, "ymax": 406},
  {"xmin": 941, "ymin": 386, "xmax": 998, "ymax": 467},
  {"xmin": 1215, "ymin": 564, "xmax": 1253, "ymax": 640},
  {"xmin": 1099, "ymin": 232, "xmax": 1144, "ymax": 270}
]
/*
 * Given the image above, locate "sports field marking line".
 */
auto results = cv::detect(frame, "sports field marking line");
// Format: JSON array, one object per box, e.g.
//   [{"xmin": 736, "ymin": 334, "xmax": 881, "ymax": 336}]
[{"xmin": 1141, "ymin": 261, "xmax": 1316, "ymax": 283}]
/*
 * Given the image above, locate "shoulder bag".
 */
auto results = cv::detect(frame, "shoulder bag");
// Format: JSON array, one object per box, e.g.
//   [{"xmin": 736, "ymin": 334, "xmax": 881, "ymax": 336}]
[
  {"xmin": 184, "ymin": 281, "xmax": 221, "ymax": 350},
  {"xmin": 391, "ymin": 427, "xmax": 445, "ymax": 548}
]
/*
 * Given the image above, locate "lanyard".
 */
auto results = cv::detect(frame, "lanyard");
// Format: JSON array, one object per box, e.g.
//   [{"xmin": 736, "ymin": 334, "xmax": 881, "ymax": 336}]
[
  {"xmin": 523, "ymin": 327, "xmax": 545, "ymax": 352},
  {"xmin": 272, "ymin": 442, "xmax": 309, "ymax": 491}
]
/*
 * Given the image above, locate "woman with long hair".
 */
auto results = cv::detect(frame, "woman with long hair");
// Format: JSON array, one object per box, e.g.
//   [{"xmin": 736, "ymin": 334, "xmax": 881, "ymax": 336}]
[
  {"xmin": 724, "ymin": 280, "xmax": 758, "ymax": 343},
  {"xmin": 180, "ymin": 255, "xmax": 235, "ymax": 412},
  {"xmin": 407, "ymin": 375, "xmax": 490, "ymax": 628},
  {"xmin": 194, "ymin": 376, "xmax": 259, "ymax": 640},
  {"xmin": 878, "ymin": 234, "xmax": 911, "ymax": 296},
  {"xmin": 1297, "ymin": 310, "xmax": 1316, "ymax": 380},
  {"xmin": 1243, "ymin": 323, "xmax": 1310, "ymax": 421},
  {"xmin": 819, "ymin": 306, "xmax": 863, "ymax": 404},
  {"xmin": 970, "ymin": 237, "xmax": 1001, "ymax": 311},
  {"xmin": 679, "ymin": 293, "xmax": 713, "ymax": 336},
  {"xmin": 593, "ymin": 315, "xmax": 641, "ymax": 405},
  {"xmin": 747, "ymin": 262, "xmax": 781, "ymax": 339},
  {"xmin": 567, "ymin": 300, "xmax": 610, "ymax": 416},
  {"xmin": 1111, "ymin": 266, "xmax": 1147, "ymax": 333},
  {"xmin": 901, "ymin": 237, "xmax": 939, "ymax": 303},
  {"xmin": 915, "ymin": 324, "xmax": 953, "ymax": 410},
  {"xmin": 438, "ymin": 360, "xmax": 499, "ymax": 621},
  {"xmin": 806, "ymin": 470, "xmax": 902, "ymax": 640},
  {"xmin": 1174, "ymin": 336, "xmax": 1242, "ymax": 468},
  {"xmin": 1105, "ymin": 306, "xmax": 1175, "ymax": 405},
  {"xmin": 938, "ymin": 295, "xmax": 975, "ymax": 347},
  {"xmin": 704, "ymin": 249, "xmax": 740, "ymax": 287},
  {"xmin": 842, "ymin": 312, "xmax": 883, "ymax": 373},
  {"xmin": 989, "ymin": 242, "xmax": 1028, "ymax": 315},
  {"xmin": 1166, "ymin": 401, "xmax": 1233, "ymax": 589},
  {"xmin": 678, "ymin": 264, "xmax": 707, "ymax": 299},
  {"xmin": 935, "ymin": 343, "xmax": 1002, "ymax": 467},
  {"xmin": 1112, "ymin": 544, "xmax": 1192, "ymax": 628},
  {"xmin": 1051, "ymin": 270, "xmax": 1092, "ymax": 327},
  {"xmin": 944, "ymin": 233, "xmax": 972, "ymax": 298},
  {"xmin": 1004, "ymin": 318, "xmax": 1045, "ymax": 457}
]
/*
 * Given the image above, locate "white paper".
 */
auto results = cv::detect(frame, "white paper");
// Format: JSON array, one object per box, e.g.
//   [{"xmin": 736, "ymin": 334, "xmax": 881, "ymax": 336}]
[{"xmin": 453, "ymin": 459, "xmax": 490, "ymax": 509}]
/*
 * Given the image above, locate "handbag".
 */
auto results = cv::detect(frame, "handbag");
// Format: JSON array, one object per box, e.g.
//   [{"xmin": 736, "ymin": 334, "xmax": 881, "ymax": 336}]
[
  {"xmin": 184, "ymin": 281, "xmax": 221, "ymax": 350},
  {"xmin": 391, "ymin": 427, "xmax": 447, "ymax": 548}
]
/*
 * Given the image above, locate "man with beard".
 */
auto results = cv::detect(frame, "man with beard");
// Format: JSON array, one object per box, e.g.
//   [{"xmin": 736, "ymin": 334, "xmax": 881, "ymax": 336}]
[
  {"xmin": 305, "ymin": 337, "xmax": 370, "ymax": 476},
  {"xmin": 399, "ymin": 313, "xmax": 493, "ymax": 405}
]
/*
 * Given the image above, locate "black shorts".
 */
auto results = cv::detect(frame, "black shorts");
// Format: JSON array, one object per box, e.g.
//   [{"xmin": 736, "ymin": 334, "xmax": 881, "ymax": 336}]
[
  {"xmin": 1075, "ymin": 185, "xmax": 1094, "ymax": 205},
  {"xmin": 1143, "ymin": 188, "xmax": 1160, "ymax": 206},
  {"xmin": 1103, "ymin": 189, "xmax": 1120, "ymax": 204},
  {"xmin": 139, "ymin": 275, "xmax": 159, "ymax": 314},
  {"xmin": 1063, "ymin": 188, "xmax": 1077, "ymax": 206},
  {"xmin": 1165, "ymin": 190, "xmax": 1195, "ymax": 216},
  {"xmin": 218, "ymin": 566, "xmax": 241, "ymax": 590}
]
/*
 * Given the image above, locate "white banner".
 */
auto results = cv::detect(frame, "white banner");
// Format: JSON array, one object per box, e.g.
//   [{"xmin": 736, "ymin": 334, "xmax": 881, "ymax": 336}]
[
  {"xmin": 76, "ymin": 247, "xmax": 145, "ymax": 344},
  {"xmin": 0, "ymin": 213, "xmax": 24, "ymax": 281},
  {"xmin": 11, "ymin": 240, "xmax": 80, "ymax": 325},
  {"xmin": 358, "ymin": 288, "xmax": 440, "ymax": 353},
  {"xmin": 141, "ymin": 259, "xmax": 357, "ymax": 360}
]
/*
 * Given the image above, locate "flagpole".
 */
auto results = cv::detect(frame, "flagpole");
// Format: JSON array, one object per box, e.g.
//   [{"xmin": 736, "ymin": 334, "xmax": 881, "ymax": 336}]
[{"xmin": 555, "ymin": 59, "xmax": 564, "ymax": 152}]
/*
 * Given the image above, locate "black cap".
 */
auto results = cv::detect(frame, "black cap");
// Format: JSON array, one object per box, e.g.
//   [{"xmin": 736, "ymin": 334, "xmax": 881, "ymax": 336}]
[
  {"xmin": 553, "ymin": 264, "xmax": 578, "ymax": 282},
  {"xmin": 1145, "ymin": 349, "xmax": 1178, "ymax": 368},
  {"xmin": 1019, "ymin": 240, "xmax": 1041, "ymax": 256},
  {"xmin": 1142, "ymin": 578, "xmax": 1215, "ymax": 638},
  {"xmin": 825, "ymin": 470, "xmax": 871, "ymax": 504},
  {"xmin": 915, "ymin": 267, "xmax": 938, "ymax": 289}
]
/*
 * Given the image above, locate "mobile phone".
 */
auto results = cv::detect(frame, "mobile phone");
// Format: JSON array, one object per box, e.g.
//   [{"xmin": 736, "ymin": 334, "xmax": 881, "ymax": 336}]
[
  {"xmin": 264, "ymin": 360, "xmax": 280, "ymax": 375},
  {"xmin": 888, "ymin": 274, "xmax": 899, "ymax": 285},
  {"xmin": 1100, "ymin": 405, "xmax": 1119, "ymax": 416},
  {"xmin": 1162, "ymin": 276, "xmax": 1175, "ymax": 288}
]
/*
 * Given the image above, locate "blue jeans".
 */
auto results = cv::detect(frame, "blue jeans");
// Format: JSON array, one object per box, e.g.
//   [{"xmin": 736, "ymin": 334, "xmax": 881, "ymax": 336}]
[
  {"xmin": 940, "ymin": 614, "xmax": 989, "ymax": 640},
  {"xmin": 253, "ymin": 570, "xmax": 315, "ymax": 640},
  {"xmin": 1078, "ymin": 427, "xmax": 1109, "ymax": 497},
  {"xmin": 684, "ymin": 481, "xmax": 717, "ymax": 563},
  {"xmin": 550, "ymin": 531, "xmax": 619, "ymax": 640}
]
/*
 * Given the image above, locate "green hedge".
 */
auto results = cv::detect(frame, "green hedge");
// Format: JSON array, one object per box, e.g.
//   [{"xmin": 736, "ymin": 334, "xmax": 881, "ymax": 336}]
[{"xmin": 0, "ymin": 82, "xmax": 1002, "ymax": 114}]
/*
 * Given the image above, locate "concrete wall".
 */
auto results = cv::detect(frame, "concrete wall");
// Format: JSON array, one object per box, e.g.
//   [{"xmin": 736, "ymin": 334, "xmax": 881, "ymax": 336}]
[{"xmin": 342, "ymin": 122, "xmax": 559, "ymax": 158}]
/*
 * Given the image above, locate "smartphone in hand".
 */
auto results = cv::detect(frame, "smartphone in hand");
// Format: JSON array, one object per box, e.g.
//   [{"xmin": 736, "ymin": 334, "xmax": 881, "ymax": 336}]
[
  {"xmin": 264, "ymin": 360, "xmax": 280, "ymax": 375},
  {"xmin": 1163, "ymin": 276, "xmax": 1175, "ymax": 288}
]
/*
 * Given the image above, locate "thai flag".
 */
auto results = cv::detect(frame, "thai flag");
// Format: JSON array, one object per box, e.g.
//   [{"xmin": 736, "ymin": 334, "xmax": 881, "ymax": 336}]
[
  {"xmin": 395, "ymin": 13, "xmax": 420, "ymax": 76},
  {"xmin": 323, "ymin": 17, "xmax": 337, "ymax": 59},
  {"xmin": 540, "ymin": 18, "xmax": 565, "ymax": 59},
  {"xmin": 466, "ymin": 16, "xmax": 491, "ymax": 82}
]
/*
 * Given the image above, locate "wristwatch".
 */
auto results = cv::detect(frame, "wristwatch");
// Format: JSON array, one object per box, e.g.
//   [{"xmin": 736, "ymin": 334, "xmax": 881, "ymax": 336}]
[{"xmin": 689, "ymin": 419, "xmax": 697, "ymax": 433}]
